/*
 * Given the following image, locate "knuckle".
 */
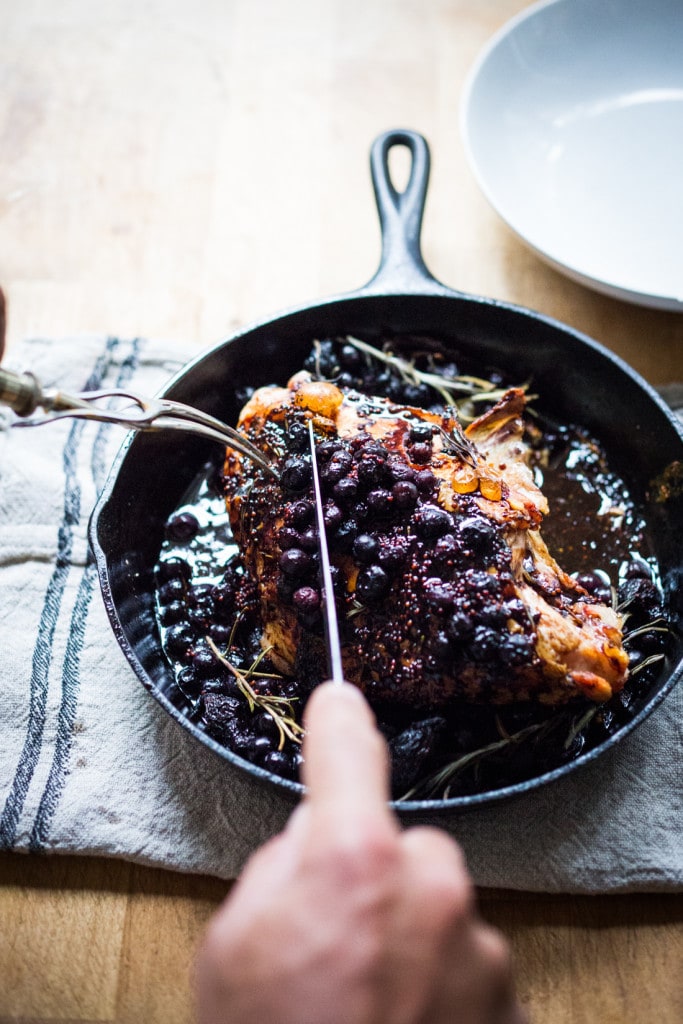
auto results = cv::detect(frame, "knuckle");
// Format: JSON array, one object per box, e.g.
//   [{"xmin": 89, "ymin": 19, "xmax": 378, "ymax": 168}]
[
  {"xmin": 313, "ymin": 819, "xmax": 400, "ymax": 891},
  {"xmin": 476, "ymin": 923, "xmax": 514, "ymax": 977},
  {"xmin": 418, "ymin": 873, "xmax": 475, "ymax": 942},
  {"xmin": 197, "ymin": 919, "xmax": 233, "ymax": 981},
  {"xmin": 402, "ymin": 826, "xmax": 475, "ymax": 923}
]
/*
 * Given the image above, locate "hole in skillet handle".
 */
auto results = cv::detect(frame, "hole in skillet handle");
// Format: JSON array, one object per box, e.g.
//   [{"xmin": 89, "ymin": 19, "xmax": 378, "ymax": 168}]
[{"xmin": 362, "ymin": 129, "xmax": 452, "ymax": 297}]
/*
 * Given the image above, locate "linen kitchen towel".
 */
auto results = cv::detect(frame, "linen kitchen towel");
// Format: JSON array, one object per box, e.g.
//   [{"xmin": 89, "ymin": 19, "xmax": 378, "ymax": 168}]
[{"xmin": 1, "ymin": 334, "xmax": 681, "ymax": 892}]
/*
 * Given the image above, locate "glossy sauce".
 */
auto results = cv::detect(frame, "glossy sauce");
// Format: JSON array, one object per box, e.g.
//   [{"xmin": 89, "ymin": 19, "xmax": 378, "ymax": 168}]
[{"xmin": 154, "ymin": 341, "xmax": 665, "ymax": 798}]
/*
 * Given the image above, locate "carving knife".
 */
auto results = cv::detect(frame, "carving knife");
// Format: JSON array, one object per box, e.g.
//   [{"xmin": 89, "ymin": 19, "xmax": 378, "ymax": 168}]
[{"xmin": 308, "ymin": 421, "xmax": 345, "ymax": 684}]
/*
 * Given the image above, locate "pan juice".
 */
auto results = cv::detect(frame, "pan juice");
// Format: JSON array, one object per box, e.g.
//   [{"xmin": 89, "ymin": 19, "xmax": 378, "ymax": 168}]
[{"xmin": 153, "ymin": 337, "xmax": 666, "ymax": 800}]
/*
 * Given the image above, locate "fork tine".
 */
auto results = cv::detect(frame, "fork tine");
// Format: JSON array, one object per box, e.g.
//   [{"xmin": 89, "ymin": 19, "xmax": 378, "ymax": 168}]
[{"xmin": 2, "ymin": 368, "xmax": 279, "ymax": 478}]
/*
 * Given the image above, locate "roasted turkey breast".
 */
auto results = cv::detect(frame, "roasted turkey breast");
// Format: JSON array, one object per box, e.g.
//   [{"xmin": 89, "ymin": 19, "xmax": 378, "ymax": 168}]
[{"xmin": 222, "ymin": 372, "xmax": 628, "ymax": 708}]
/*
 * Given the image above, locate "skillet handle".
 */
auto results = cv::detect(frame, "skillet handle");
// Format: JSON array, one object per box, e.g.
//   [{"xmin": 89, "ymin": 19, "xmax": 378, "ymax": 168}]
[{"xmin": 360, "ymin": 129, "xmax": 450, "ymax": 296}]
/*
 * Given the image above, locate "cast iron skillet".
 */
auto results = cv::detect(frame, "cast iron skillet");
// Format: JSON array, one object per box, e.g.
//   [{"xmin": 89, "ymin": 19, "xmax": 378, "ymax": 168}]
[{"xmin": 90, "ymin": 129, "xmax": 683, "ymax": 813}]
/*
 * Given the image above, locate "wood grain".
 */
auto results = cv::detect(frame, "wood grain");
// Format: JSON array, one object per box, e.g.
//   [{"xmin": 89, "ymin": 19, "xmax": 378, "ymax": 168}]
[
  {"xmin": 0, "ymin": 0, "xmax": 681, "ymax": 1022},
  {"xmin": 1, "ymin": 854, "xmax": 682, "ymax": 1024}
]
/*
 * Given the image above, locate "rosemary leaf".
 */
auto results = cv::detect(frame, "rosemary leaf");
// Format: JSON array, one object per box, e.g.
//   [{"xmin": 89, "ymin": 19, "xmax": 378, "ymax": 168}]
[
  {"xmin": 397, "ymin": 722, "xmax": 548, "ymax": 802},
  {"xmin": 206, "ymin": 638, "xmax": 305, "ymax": 749}
]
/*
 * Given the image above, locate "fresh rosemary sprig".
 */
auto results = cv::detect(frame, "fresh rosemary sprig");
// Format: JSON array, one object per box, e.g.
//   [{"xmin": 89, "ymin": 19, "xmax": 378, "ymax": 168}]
[
  {"xmin": 206, "ymin": 637, "xmax": 305, "ymax": 750},
  {"xmin": 621, "ymin": 615, "xmax": 669, "ymax": 677},
  {"xmin": 629, "ymin": 652, "xmax": 665, "ymax": 676},
  {"xmin": 622, "ymin": 617, "xmax": 668, "ymax": 643},
  {"xmin": 436, "ymin": 424, "xmax": 478, "ymax": 468},
  {"xmin": 346, "ymin": 599, "xmax": 366, "ymax": 620},
  {"xmin": 342, "ymin": 335, "xmax": 523, "ymax": 420},
  {"xmin": 396, "ymin": 721, "xmax": 550, "ymax": 802},
  {"xmin": 563, "ymin": 706, "xmax": 599, "ymax": 751}
]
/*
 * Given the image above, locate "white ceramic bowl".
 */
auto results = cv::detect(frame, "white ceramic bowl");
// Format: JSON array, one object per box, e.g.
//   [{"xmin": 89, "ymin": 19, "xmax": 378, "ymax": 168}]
[{"xmin": 461, "ymin": 0, "xmax": 683, "ymax": 311}]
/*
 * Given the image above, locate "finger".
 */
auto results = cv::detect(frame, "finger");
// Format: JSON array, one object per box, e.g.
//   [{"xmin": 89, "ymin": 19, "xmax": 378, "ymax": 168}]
[
  {"xmin": 472, "ymin": 923, "xmax": 523, "ymax": 1024},
  {"xmin": 301, "ymin": 681, "xmax": 394, "ymax": 824},
  {"xmin": 393, "ymin": 826, "xmax": 474, "ymax": 950},
  {"xmin": 401, "ymin": 826, "xmax": 473, "ymax": 908},
  {"xmin": 368, "ymin": 827, "xmax": 473, "ymax": 1021}
]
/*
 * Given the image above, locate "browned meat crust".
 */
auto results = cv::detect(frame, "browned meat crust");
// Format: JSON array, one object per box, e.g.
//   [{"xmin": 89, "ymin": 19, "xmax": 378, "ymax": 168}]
[{"xmin": 223, "ymin": 374, "xmax": 628, "ymax": 708}]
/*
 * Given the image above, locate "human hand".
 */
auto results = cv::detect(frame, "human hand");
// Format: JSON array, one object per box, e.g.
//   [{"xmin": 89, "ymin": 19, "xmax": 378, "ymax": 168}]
[{"xmin": 195, "ymin": 681, "xmax": 525, "ymax": 1024}]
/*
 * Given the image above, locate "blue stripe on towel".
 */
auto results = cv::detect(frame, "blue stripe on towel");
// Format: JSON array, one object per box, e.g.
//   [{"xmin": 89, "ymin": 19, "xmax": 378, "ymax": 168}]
[
  {"xmin": 0, "ymin": 337, "xmax": 119, "ymax": 848},
  {"xmin": 29, "ymin": 338, "xmax": 143, "ymax": 849}
]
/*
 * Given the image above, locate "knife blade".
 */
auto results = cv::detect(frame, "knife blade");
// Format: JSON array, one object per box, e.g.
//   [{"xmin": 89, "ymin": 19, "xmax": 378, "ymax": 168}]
[{"xmin": 308, "ymin": 421, "xmax": 345, "ymax": 684}]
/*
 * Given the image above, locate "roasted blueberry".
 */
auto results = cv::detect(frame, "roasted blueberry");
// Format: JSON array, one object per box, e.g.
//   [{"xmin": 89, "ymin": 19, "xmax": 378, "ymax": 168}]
[
  {"xmin": 254, "ymin": 710, "xmax": 280, "ymax": 741},
  {"xmin": 156, "ymin": 556, "xmax": 192, "ymax": 583},
  {"xmin": 377, "ymin": 538, "xmax": 409, "ymax": 572},
  {"xmin": 457, "ymin": 516, "xmax": 498, "ymax": 553},
  {"xmin": 433, "ymin": 533, "xmax": 459, "ymax": 563},
  {"xmin": 190, "ymin": 641, "xmax": 218, "ymax": 677},
  {"xmin": 279, "ymin": 548, "xmax": 312, "ymax": 578},
  {"xmin": 293, "ymin": 586, "xmax": 321, "ymax": 612},
  {"xmin": 304, "ymin": 337, "xmax": 339, "ymax": 377},
  {"xmin": 278, "ymin": 526, "xmax": 302, "ymax": 550},
  {"xmin": 402, "ymin": 383, "xmax": 432, "ymax": 406},
  {"xmin": 356, "ymin": 456, "xmax": 384, "ymax": 487},
  {"xmin": 339, "ymin": 342, "xmax": 363, "ymax": 371},
  {"xmin": 298, "ymin": 527, "xmax": 319, "ymax": 553},
  {"xmin": 250, "ymin": 735, "xmax": 277, "ymax": 765},
  {"xmin": 469, "ymin": 625, "xmax": 499, "ymax": 662},
  {"xmin": 413, "ymin": 505, "xmax": 452, "ymax": 538},
  {"xmin": 209, "ymin": 623, "xmax": 232, "ymax": 646},
  {"xmin": 200, "ymin": 675, "xmax": 231, "ymax": 696},
  {"xmin": 316, "ymin": 440, "xmax": 343, "ymax": 462},
  {"xmin": 446, "ymin": 612, "xmax": 473, "ymax": 644},
  {"xmin": 189, "ymin": 582, "xmax": 214, "ymax": 609},
  {"xmin": 409, "ymin": 442, "xmax": 432, "ymax": 464},
  {"xmin": 356, "ymin": 565, "xmax": 390, "ymax": 602},
  {"xmin": 621, "ymin": 558, "xmax": 653, "ymax": 581},
  {"xmin": 366, "ymin": 488, "xmax": 393, "ymax": 516},
  {"xmin": 287, "ymin": 499, "xmax": 314, "ymax": 528},
  {"xmin": 160, "ymin": 600, "xmax": 186, "ymax": 626},
  {"xmin": 285, "ymin": 419, "xmax": 309, "ymax": 453},
  {"xmin": 158, "ymin": 577, "xmax": 186, "ymax": 604},
  {"xmin": 425, "ymin": 631, "xmax": 452, "ymax": 667},
  {"xmin": 203, "ymin": 692, "xmax": 243, "ymax": 730},
  {"xmin": 414, "ymin": 468, "xmax": 438, "ymax": 494},
  {"xmin": 618, "ymin": 577, "xmax": 663, "ymax": 622},
  {"xmin": 424, "ymin": 578, "xmax": 455, "ymax": 610},
  {"xmin": 333, "ymin": 476, "xmax": 359, "ymax": 506},
  {"xmin": 409, "ymin": 422, "xmax": 434, "ymax": 443},
  {"xmin": 335, "ymin": 518, "xmax": 359, "ymax": 552},
  {"xmin": 281, "ymin": 456, "xmax": 312, "ymax": 492},
  {"xmin": 211, "ymin": 583, "xmax": 235, "ymax": 622},
  {"xmin": 323, "ymin": 501, "xmax": 343, "ymax": 532},
  {"xmin": 370, "ymin": 370, "xmax": 393, "ymax": 396},
  {"xmin": 391, "ymin": 480, "xmax": 418, "ymax": 509},
  {"xmin": 386, "ymin": 459, "xmax": 416, "ymax": 484},
  {"xmin": 188, "ymin": 609, "xmax": 208, "ymax": 631},
  {"xmin": 165, "ymin": 623, "xmax": 195, "ymax": 659},
  {"xmin": 498, "ymin": 633, "xmax": 534, "ymax": 666},
  {"xmin": 352, "ymin": 533, "xmax": 379, "ymax": 564},
  {"xmin": 320, "ymin": 450, "xmax": 352, "ymax": 484},
  {"xmin": 358, "ymin": 441, "xmax": 386, "ymax": 460},
  {"xmin": 389, "ymin": 717, "xmax": 446, "ymax": 793},
  {"xmin": 263, "ymin": 749, "xmax": 294, "ymax": 777},
  {"xmin": 165, "ymin": 511, "xmax": 199, "ymax": 543},
  {"xmin": 573, "ymin": 570, "xmax": 612, "ymax": 605}
]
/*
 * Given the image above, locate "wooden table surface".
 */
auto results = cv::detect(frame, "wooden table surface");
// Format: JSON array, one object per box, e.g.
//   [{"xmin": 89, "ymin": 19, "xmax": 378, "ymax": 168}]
[{"xmin": 1, "ymin": 1, "xmax": 681, "ymax": 1022}]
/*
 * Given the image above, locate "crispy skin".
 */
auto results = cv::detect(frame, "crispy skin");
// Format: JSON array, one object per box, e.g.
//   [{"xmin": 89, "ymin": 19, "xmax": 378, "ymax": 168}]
[{"xmin": 224, "ymin": 374, "xmax": 628, "ymax": 708}]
